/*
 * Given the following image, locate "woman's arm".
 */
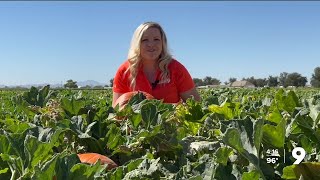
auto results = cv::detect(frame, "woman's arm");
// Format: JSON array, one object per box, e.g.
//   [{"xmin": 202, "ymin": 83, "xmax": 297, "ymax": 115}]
[
  {"xmin": 112, "ymin": 91, "xmax": 124, "ymax": 108},
  {"xmin": 180, "ymin": 87, "xmax": 201, "ymax": 102}
]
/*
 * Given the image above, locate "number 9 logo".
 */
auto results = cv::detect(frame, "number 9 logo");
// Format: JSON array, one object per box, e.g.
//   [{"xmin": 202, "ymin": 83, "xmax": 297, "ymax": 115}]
[{"xmin": 292, "ymin": 147, "xmax": 306, "ymax": 164}]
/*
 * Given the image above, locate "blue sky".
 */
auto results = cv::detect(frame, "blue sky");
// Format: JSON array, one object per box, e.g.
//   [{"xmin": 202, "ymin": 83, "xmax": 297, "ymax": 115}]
[{"xmin": 1, "ymin": 1, "xmax": 319, "ymax": 86}]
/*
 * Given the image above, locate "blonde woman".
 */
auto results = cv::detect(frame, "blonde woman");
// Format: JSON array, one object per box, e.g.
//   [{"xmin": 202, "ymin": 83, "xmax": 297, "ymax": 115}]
[{"xmin": 112, "ymin": 22, "xmax": 200, "ymax": 107}]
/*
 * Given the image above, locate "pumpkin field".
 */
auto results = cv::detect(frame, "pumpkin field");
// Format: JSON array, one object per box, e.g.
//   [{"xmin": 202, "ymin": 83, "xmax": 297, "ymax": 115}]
[{"xmin": 0, "ymin": 86, "xmax": 320, "ymax": 180}]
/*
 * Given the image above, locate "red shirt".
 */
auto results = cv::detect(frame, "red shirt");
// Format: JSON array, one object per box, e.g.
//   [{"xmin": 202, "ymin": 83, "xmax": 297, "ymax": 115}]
[{"xmin": 113, "ymin": 59, "xmax": 195, "ymax": 103}]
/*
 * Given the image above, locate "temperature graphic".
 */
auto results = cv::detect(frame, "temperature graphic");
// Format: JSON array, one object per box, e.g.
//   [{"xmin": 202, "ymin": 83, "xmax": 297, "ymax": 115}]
[{"xmin": 265, "ymin": 149, "xmax": 281, "ymax": 164}]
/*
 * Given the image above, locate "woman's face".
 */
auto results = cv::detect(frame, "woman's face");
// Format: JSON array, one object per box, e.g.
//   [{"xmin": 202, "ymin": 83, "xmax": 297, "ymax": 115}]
[{"xmin": 140, "ymin": 27, "xmax": 163, "ymax": 62}]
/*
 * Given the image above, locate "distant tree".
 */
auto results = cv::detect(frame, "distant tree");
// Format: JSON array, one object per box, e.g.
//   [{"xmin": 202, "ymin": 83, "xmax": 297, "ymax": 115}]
[
  {"xmin": 110, "ymin": 78, "xmax": 114, "ymax": 87},
  {"xmin": 255, "ymin": 78, "xmax": 267, "ymax": 87},
  {"xmin": 64, "ymin": 79, "xmax": 78, "ymax": 88},
  {"xmin": 203, "ymin": 76, "xmax": 221, "ymax": 85},
  {"xmin": 229, "ymin": 78, "xmax": 237, "ymax": 84},
  {"xmin": 242, "ymin": 76, "xmax": 256, "ymax": 86},
  {"xmin": 93, "ymin": 85, "xmax": 104, "ymax": 89},
  {"xmin": 286, "ymin": 72, "xmax": 307, "ymax": 87},
  {"xmin": 193, "ymin": 78, "xmax": 204, "ymax": 87},
  {"xmin": 242, "ymin": 76, "xmax": 254, "ymax": 84},
  {"xmin": 267, "ymin": 75, "xmax": 279, "ymax": 87},
  {"xmin": 242, "ymin": 76, "xmax": 266, "ymax": 87},
  {"xmin": 279, "ymin": 72, "xmax": 289, "ymax": 87},
  {"xmin": 14, "ymin": 86, "xmax": 28, "ymax": 90},
  {"xmin": 83, "ymin": 85, "xmax": 92, "ymax": 89},
  {"xmin": 311, "ymin": 67, "xmax": 320, "ymax": 87}
]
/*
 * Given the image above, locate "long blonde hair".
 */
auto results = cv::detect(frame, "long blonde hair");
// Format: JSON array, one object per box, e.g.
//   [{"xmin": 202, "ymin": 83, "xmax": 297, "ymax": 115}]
[{"xmin": 126, "ymin": 22, "xmax": 172, "ymax": 90}]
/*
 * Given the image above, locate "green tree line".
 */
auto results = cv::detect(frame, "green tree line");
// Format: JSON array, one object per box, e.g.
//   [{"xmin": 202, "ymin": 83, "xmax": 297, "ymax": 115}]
[{"xmin": 192, "ymin": 67, "xmax": 320, "ymax": 88}]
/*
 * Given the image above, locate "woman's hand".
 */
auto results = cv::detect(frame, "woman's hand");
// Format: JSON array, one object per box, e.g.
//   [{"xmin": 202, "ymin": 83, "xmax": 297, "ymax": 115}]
[
  {"xmin": 179, "ymin": 87, "xmax": 201, "ymax": 102},
  {"xmin": 112, "ymin": 92, "xmax": 124, "ymax": 108}
]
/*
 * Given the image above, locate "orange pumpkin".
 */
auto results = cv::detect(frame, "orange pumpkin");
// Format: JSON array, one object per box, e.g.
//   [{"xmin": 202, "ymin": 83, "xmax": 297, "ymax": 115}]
[
  {"xmin": 114, "ymin": 91, "xmax": 154, "ymax": 110},
  {"xmin": 77, "ymin": 153, "xmax": 118, "ymax": 170}
]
